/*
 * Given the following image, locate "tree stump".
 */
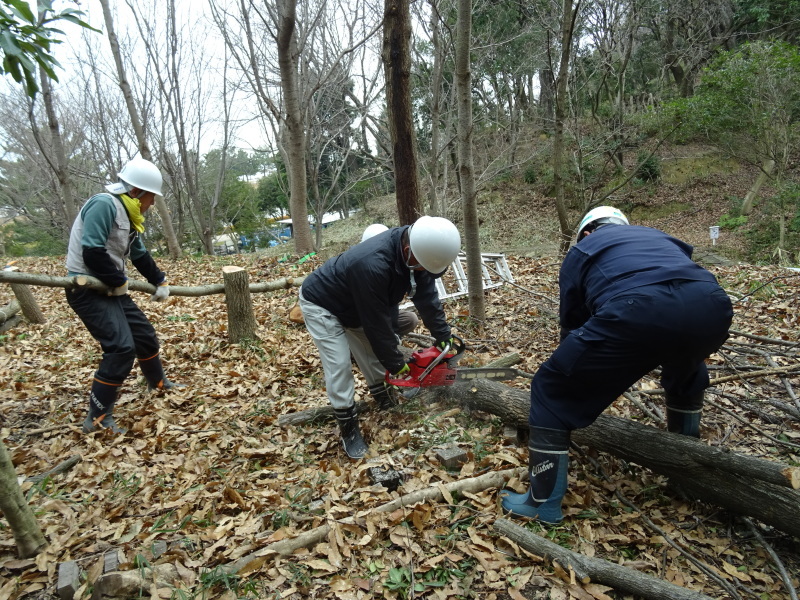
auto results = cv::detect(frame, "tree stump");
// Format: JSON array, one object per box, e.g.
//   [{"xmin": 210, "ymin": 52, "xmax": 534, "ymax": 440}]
[{"xmin": 222, "ymin": 266, "xmax": 258, "ymax": 343}]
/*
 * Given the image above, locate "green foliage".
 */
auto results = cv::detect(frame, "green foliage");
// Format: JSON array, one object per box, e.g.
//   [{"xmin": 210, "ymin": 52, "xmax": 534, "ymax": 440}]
[
  {"xmin": 523, "ymin": 163, "xmax": 538, "ymax": 184},
  {"xmin": 0, "ymin": 0, "xmax": 97, "ymax": 97},
  {"xmin": 718, "ymin": 213, "xmax": 748, "ymax": 230},
  {"xmin": 3, "ymin": 221, "xmax": 66, "ymax": 256},
  {"xmin": 383, "ymin": 567, "xmax": 413, "ymax": 597},
  {"xmin": 257, "ymin": 164, "xmax": 289, "ymax": 217},
  {"xmin": 635, "ymin": 152, "xmax": 661, "ymax": 182},
  {"xmin": 668, "ymin": 41, "xmax": 800, "ymax": 158}
]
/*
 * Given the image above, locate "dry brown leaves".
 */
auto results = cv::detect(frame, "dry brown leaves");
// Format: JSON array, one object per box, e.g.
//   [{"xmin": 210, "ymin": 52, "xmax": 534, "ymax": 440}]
[{"xmin": 0, "ymin": 252, "xmax": 798, "ymax": 600}]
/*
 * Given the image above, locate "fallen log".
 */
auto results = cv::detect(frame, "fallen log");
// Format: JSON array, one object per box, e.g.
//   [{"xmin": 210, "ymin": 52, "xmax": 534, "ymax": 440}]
[
  {"xmin": 494, "ymin": 519, "xmax": 715, "ymax": 600},
  {"xmin": 0, "ymin": 299, "xmax": 22, "ymax": 333},
  {"xmin": 0, "ymin": 314, "xmax": 22, "ymax": 334},
  {"xmin": 0, "ymin": 270, "xmax": 304, "ymax": 297},
  {"xmin": 277, "ymin": 353, "xmax": 525, "ymax": 427},
  {"xmin": 428, "ymin": 379, "xmax": 800, "ymax": 538},
  {"xmin": 0, "ymin": 299, "xmax": 20, "ymax": 322},
  {"xmin": 26, "ymin": 455, "xmax": 81, "ymax": 485}
]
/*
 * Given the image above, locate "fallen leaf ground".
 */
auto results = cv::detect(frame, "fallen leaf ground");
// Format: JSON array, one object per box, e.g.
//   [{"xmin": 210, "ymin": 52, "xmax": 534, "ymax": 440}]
[{"xmin": 1, "ymin": 241, "xmax": 799, "ymax": 600}]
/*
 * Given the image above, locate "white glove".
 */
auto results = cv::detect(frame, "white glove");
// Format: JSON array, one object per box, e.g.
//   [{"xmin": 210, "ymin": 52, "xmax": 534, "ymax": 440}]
[
  {"xmin": 108, "ymin": 281, "xmax": 129, "ymax": 296},
  {"xmin": 151, "ymin": 282, "xmax": 170, "ymax": 302}
]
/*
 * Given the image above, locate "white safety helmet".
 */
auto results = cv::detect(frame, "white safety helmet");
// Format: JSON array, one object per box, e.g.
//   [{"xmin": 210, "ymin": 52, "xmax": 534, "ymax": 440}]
[
  {"xmin": 408, "ymin": 216, "xmax": 461, "ymax": 274},
  {"xmin": 361, "ymin": 223, "xmax": 389, "ymax": 243},
  {"xmin": 576, "ymin": 205, "xmax": 629, "ymax": 242},
  {"xmin": 105, "ymin": 158, "xmax": 163, "ymax": 196}
]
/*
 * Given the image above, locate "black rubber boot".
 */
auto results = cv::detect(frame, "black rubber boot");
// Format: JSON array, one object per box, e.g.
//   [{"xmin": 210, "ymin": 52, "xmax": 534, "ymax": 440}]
[
  {"xmin": 500, "ymin": 426, "xmax": 570, "ymax": 523},
  {"xmin": 666, "ymin": 393, "xmax": 703, "ymax": 437},
  {"xmin": 139, "ymin": 353, "xmax": 185, "ymax": 391},
  {"xmin": 334, "ymin": 405, "xmax": 368, "ymax": 459},
  {"xmin": 369, "ymin": 382, "xmax": 398, "ymax": 411},
  {"xmin": 82, "ymin": 376, "xmax": 126, "ymax": 434}
]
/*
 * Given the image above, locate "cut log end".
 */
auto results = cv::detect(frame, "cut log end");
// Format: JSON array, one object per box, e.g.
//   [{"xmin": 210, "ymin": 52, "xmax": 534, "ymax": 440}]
[
  {"xmin": 781, "ymin": 466, "xmax": 800, "ymax": 490},
  {"xmin": 222, "ymin": 266, "xmax": 245, "ymax": 274}
]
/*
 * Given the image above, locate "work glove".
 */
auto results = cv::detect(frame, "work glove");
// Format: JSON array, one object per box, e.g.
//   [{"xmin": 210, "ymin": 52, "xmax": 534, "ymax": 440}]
[
  {"xmin": 392, "ymin": 363, "xmax": 411, "ymax": 378},
  {"xmin": 108, "ymin": 281, "xmax": 129, "ymax": 296},
  {"xmin": 151, "ymin": 281, "xmax": 170, "ymax": 302},
  {"xmin": 435, "ymin": 336, "xmax": 455, "ymax": 351}
]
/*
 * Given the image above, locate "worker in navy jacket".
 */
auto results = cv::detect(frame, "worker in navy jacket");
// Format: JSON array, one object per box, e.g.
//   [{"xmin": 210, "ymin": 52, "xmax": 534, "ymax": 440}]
[
  {"xmin": 501, "ymin": 206, "xmax": 733, "ymax": 523},
  {"xmin": 299, "ymin": 216, "xmax": 460, "ymax": 459}
]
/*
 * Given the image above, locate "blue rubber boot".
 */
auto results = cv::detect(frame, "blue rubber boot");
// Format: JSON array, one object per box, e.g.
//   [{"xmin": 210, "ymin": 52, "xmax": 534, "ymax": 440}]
[
  {"xmin": 666, "ymin": 393, "xmax": 703, "ymax": 438},
  {"xmin": 501, "ymin": 427, "xmax": 570, "ymax": 523}
]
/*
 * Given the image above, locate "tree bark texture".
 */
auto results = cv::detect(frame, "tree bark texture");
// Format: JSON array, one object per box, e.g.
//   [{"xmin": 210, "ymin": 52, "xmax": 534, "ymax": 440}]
[
  {"xmin": 9, "ymin": 283, "xmax": 46, "ymax": 324},
  {"xmin": 0, "ymin": 299, "xmax": 21, "ymax": 323},
  {"xmin": 222, "ymin": 266, "xmax": 258, "ymax": 343},
  {"xmin": 553, "ymin": 0, "xmax": 580, "ymax": 255},
  {"xmin": 0, "ymin": 438, "xmax": 47, "ymax": 558},
  {"xmin": 37, "ymin": 68, "xmax": 76, "ymax": 227},
  {"xmin": 495, "ymin": 519, "xmax": 715, "ymax": 600},
  {"xmin": 741, "ymin": 159, "xmax": 775, "ymax": 215},
  {"xmin": 383, "ymin": 0, "xmax": 422, "ymax": 225},
  {"xmin": 427, "ymin": 0, "xmax": 444, "ymax": 216},
  {"xmin": 455, "ymin": 0, "xmax": 485, "ymax": 324},
  {"xmin": 428, "ymin": 378, "xmax": 800, "ymax": 537},
  {"xmin": 276, "ymin": 0, "xmax": 314, "ymax": 256}
]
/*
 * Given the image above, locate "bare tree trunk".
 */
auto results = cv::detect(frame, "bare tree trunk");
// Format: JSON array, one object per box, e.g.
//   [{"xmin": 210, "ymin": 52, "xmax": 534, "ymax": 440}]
[
  {"xmin": 0, "ymin": 439, "xmax": 47, "ymax": 558},
  {"xmin": 98, "ymin": 0, "xmax": 181, "ymax": 260},
  {"xmin": 277, "ymin": 0, "xmax": 314, "ymax": 255},
  {"xmin": 455, "ymin": 0, "xmax": 485, "ymax": 325},
  {"xmin": 383, "ymin": 0, "xmax": 422, "ymax": 225},
  {"xmin": 539, "ymin": 66, "xmax": 555, "ymax": 131},
  {"xmin": 427, "ymin": 0, "xmax": 444, "ymax": 216},
  {"xmin": 553, "ymin": 0, "xmax": 580, "ymax": 255},
  {"xmin": 741, "ymin": 159, "xmax": 775, "ymax": 215},
  {"xmin": 37, "ymin": 69, "xmax": 77, "ymax": 227}
]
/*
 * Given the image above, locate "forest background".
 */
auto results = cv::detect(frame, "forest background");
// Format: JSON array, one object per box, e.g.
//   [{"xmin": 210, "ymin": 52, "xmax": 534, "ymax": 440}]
[{"xmin": 1, "ymin": 0, "xmax": 800, "ymax": 599}]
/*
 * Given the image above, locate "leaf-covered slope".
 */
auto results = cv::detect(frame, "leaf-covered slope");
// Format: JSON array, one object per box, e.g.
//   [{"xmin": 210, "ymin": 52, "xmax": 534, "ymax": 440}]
[{"xmin": 0, "ymin": 251, "xmax": 798, "ymax": 600}]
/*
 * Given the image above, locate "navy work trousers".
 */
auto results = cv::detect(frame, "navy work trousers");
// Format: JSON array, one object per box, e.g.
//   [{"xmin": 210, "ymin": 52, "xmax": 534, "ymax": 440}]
[
  {"xmin": 530, "ymin": 280, "xmax": 733, "ymax": 430},
  {"xmin": 65, "ymin": 288, "xmax": 160, "ymax": 385}
]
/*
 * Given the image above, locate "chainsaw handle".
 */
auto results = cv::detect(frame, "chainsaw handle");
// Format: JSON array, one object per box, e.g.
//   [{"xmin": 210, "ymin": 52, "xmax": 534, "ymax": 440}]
[{"xmin": 448, "ymin": 335, "xmax": 466, "ymax": 360}]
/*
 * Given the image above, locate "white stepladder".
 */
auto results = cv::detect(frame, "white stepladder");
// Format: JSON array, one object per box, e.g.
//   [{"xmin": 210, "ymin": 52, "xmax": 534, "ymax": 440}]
[{"xmin": 402, "ymin": 252, "xmax": 514, "ymax": 307}]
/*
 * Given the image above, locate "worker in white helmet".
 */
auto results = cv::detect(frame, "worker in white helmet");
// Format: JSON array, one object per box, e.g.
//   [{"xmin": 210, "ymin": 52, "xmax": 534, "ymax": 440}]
[
  {"xmin": 300, "ymin": 216, "xmax": 461, "ymax": 459},
  {"xmin": 360, "ymin": 223, "xmax": 419, "ymax": 338},
  {"xmin": 65, "ymin": 158, "xmax": 183, "ymax": 435},
  {"xmin": 500, "ymin": 206, "xmax": 733, "ymax": 524}
]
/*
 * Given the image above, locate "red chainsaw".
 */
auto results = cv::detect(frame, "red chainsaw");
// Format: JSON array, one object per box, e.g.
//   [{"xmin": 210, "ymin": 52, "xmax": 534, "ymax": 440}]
[{"xmin": 385, "ymin": 335, "xmax": 526, "ymax": 388}]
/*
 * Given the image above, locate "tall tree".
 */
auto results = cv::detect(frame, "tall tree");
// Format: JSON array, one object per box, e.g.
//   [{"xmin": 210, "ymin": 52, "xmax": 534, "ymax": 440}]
[
  {"xmin": 275, "ymin": 0, "xmax": 314, "ymax": 254},
  {"xmin": 454, "ymin": 0, "xmax": 484, "ymax": 323},
  {"xmin": 98, "ymin": 0, "xmax": 181, "ymax": 259},
  {"xmin": 383, "ymin": 0, "xmax": 421, "ymax": 225},
  {"xmin": 553, "ymin": 0, "xmax": 580, "ymax": 254},
  {"xmin": 32, "ymin": 58, "xmax": 76, "ymax": 225},
  {"xmin": 0, "ymin": 0, "xmax": 95, "ymax": 558}
]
